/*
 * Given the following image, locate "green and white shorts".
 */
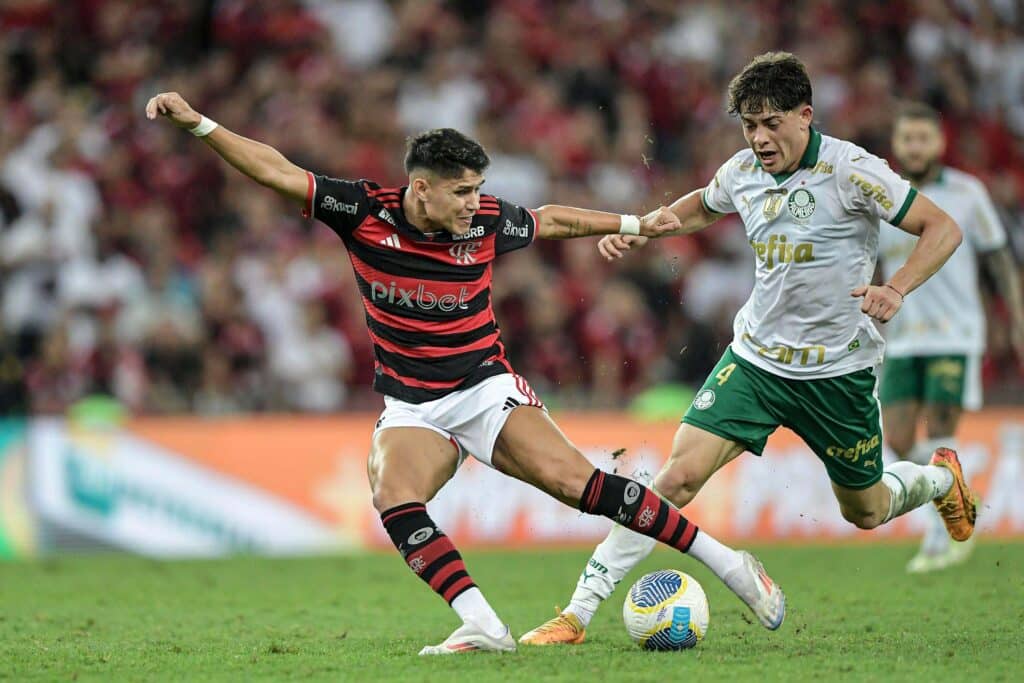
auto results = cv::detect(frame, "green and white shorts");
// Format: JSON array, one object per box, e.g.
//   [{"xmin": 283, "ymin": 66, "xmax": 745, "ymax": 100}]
[
  {"xmin": 878, "ymin": 354, "xmax": 982, "ymax": 411},
  {"xmin": 682, "ymin": 348, "xmax": 883, "ymax": 490}
]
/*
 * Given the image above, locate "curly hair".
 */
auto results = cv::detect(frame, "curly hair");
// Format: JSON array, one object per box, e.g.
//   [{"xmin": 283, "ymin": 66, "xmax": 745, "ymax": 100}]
[
  {"xmin": 727, "ymin": 52, "xmax": 813, "ymax": 116},
  {"xmin": 404, "ymin": 128, "xmax": 490, "ymax": 177}
]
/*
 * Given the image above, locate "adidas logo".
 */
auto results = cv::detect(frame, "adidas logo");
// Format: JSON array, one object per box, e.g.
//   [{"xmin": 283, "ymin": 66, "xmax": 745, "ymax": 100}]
[
  {"xmin": 379, "ymin": 234, "xmax": 401, "ymax": 249},
  {"xmin": 502, "ymin": 397, "xmax": 521, "ymax": 411}
]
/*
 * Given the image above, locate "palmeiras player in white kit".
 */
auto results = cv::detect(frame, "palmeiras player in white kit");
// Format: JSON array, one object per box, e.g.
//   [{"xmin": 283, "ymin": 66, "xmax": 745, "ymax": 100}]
[
  {"xmin": 521, "ymin": 52, "xmax": 976, "ymax": 646},
  {"xmin": 878, "ymin": 102, "xmax": 1024, "ymax": 573},
  {"xmin": 146, "ymin": 92, "xmax": 788, "ymax": 654}
]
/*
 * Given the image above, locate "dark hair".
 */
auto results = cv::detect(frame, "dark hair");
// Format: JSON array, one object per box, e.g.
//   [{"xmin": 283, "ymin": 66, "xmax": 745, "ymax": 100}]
[
  {"xmin": 894, "ymin": 101, "xmax": 942, "ymax": 126},
  {"xmin": 403, "ymin": 128, "xmax": 490, "ymax": 177},
  {"xmin": 727, "ymin": 52, "xmax": 813, "ymax": 116}
]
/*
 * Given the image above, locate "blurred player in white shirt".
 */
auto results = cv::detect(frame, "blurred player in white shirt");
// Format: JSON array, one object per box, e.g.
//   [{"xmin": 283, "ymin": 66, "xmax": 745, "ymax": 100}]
[{"xmin": 878, "ymin": 102, "xmax": 1024, "ymax": 573}]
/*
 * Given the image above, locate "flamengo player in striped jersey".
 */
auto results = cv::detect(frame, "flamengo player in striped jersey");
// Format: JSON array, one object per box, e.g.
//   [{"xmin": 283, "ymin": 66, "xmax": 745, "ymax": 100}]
[
  {"xmin": 878, "ymin": 102, "xmax": 1024, "ymax": 573},
  {"xmin": 146, "ymin": 92, "xmax": 788, "ymax": 655},
  {"xmin": 521, "ymin": 52, "xmax": 975, "ymax": 646}
]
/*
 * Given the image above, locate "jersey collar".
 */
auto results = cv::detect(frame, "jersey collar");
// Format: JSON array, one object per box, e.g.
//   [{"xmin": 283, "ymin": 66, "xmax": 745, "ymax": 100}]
[{"xmin": 754, "ymin": 127, "xmax": 822, "ymax": 184}]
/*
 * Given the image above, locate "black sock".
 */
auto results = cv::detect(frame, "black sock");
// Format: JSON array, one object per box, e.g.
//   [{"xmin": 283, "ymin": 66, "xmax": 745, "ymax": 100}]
[
  {"xmin": 380, "ymin": 502, "xmax": 476, "ymax": 604},
  {"xmin": 579, "ymin": 470, "xmax": 699, "ymax": 552}
]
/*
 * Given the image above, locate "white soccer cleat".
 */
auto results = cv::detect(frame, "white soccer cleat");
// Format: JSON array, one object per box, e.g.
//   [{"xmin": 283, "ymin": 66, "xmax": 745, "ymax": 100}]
[
  {"xmin": 906, "ymin": 533, "xmax": 977, "ymax": 574},
  {"xmin": 417, "ymin": 619, "xmax": 516, "ymax": 655},
  {"xmin": 724, "ymin": 551, "xmax": 786, "ymax": 630}
]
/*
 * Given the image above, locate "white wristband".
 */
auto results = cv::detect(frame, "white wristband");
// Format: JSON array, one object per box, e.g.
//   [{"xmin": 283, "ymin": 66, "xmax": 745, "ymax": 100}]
[
  {"xmin": 618, "ymin": 214, "xmax": 641, "ymax": 235},
  {"xmin": 190, "ymin": 116, "xmax": 219, "ymax": 137}
]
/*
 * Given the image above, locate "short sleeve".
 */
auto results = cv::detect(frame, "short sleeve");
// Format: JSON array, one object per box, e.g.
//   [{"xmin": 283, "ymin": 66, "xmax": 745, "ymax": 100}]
[
  {"xmin": 839, "ymin": 150, "xmax": 917, "ymax": 226},
  {"xmin": 492, "ymin": 197, "xmax": 538, "ymax": 256},
  {"xmin": 965, "ymin": 179, "xmax": 1007, "ymax": 252},
  {"xmin": 701, "ymin": 161, "xmax": 736, "ymax": 214},
  {"xmin": 303, "ymin": 172, "xmax": 369, "ymax": 235}
]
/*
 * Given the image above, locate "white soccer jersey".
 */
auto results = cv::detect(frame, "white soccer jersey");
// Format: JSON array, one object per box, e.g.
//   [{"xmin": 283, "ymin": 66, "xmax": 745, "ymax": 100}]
[
  {"xmin": 702, "ymin": 129, "xmax": 917, "ymax": 379},
  {"xmin": 878, "ymin": 166, "xmax": 1007, "ymax": 356}
]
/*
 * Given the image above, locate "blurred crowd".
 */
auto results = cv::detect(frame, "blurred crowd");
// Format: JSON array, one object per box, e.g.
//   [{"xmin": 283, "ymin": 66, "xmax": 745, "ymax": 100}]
[{"xmin": 1, "ymin": 0, "xmax": 1023, "ymax": 415}]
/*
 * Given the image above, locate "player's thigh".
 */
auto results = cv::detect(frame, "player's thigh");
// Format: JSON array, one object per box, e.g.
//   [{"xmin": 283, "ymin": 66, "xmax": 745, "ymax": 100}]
[
  {"xmin": 920, "ymin": 355, "xmax": 968, "ymax": 438},
  {"xmin": 368, "ymin": 426, "xmax": 461, "ymax": 511},
  {"xmin": 491, "ymin": 406, "xmax": 595, "ymax": 507},
  {"xmin": 654, "ymin": 422, "xmax": 746, "ymax": 507},
  {"xmin": 787, "ymin": 367, "xmax": 884, "ymax": 493},
  {"xmin": 881, "ymin": 401, "xmax": 920, "ymax": 458},
  {"xmin": 879, "ymin": 356, "xmax": 923, "ymax": 457}
]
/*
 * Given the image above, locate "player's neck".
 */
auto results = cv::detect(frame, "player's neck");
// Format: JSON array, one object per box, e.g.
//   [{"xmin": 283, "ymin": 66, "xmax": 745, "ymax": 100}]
[
  {"xmin": 402, "ymin": 191, "xmax": 445, "ymax": 235},
  {"xmin": 906, "ymin": 163, "xmax": 942, "ymax": 188}
]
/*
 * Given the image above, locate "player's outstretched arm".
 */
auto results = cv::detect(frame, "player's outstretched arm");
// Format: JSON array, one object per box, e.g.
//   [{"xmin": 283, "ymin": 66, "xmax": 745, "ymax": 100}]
[
  {"xmin": 597, "ymin": 187, "xmax": 722, "ymax": 261},
  {"xmin": 851, "ymin": 193, "xmax": 962, "ymax": 323},
  {"xmin": 532, "ymin": 204, "xmax": 680, "ymax": 240},
  {"xmin": 145, "ymin": 92, "xmax": 308, "ymax": 206}
]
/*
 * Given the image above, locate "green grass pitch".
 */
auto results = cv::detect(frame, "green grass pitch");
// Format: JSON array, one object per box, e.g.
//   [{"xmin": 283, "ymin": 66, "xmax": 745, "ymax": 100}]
[{"xmin": 2, "ymin": 542, "xmax": 1021, "ymax": 681}]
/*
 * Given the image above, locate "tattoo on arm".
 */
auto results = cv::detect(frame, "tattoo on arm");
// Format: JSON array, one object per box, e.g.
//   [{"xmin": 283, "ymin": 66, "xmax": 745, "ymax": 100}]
[{"xmin": 566, "ymin": 221, "xmax": 593, "ymax": 238}]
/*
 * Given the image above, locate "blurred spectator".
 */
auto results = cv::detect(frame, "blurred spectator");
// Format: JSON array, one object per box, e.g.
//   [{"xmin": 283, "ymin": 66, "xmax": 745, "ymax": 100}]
[{"xmin": 1, "ymin": 0, "xmax": 1021, "ymax": 415}]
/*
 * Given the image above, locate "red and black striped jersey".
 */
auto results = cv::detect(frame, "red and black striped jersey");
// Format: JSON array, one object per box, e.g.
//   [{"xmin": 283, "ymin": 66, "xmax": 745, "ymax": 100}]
[{"xmin": 302, "ymin": 171, "xmax": 538, "ymax": 404}]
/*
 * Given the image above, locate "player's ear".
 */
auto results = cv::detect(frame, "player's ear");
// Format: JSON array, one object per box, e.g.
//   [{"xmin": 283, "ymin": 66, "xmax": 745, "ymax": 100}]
[
  {"xmin": 411, "ymin": 175, "xmax": 431, "ymax": 202},
  {"xmin": 798, "ymin": 104, "xmax": 814, "ymax": 129}
]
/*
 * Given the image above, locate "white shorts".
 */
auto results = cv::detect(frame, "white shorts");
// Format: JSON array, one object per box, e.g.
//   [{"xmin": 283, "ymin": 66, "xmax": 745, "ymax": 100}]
[
  {"xmin": 963, "ymin": 353, "xmax": 982, "ymax": 411},
  {"xmin": 373, "ymin": 373, "xmax": 545, "ymax": 467}
]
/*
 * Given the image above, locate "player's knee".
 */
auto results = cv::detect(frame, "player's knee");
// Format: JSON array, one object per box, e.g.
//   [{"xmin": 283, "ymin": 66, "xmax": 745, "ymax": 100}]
[
  {"xmin": 370, "ymin": 476, "xmax": 419, "ymax": 514},
  {"xmin": 652, "ymin": 466, "xmax": 703, "ymax": 508}
]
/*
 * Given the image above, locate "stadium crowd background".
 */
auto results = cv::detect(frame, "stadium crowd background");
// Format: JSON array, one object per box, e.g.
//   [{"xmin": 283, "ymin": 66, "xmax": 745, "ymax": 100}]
[{"xmin": 1, "ymin": 0, "xmax": 1022, "ymax": 415}]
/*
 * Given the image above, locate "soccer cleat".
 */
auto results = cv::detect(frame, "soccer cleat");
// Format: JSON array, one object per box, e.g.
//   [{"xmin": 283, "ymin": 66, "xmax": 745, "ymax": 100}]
[
  {"xmin": 929, "ymin": 448, "xmax": 977, "ymax": 542},
  {"xmin": 906, "ymin": 533, "xmax": 977, "ymax": 574},
  {"xmin": 417, "ymin": 619, "xmax": 516, "ymax": 656},
  {"xmin": 518, "ymin": 610, "xmax": 586, "ymax": 646},
  {"xmin": 724, "ymin": 551, "xmax": 786, "ymax": 630},
  {"xmin": 905, "ymin": 551, "xmax": 946, "ymax": 574}
]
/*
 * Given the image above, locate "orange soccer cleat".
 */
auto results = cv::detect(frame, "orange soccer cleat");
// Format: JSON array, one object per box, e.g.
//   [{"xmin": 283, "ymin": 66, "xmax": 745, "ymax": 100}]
[
  {"xmin": 518, "ymin": 610, "xmax": 586, "ymax": 646},
  {"xmin": 929, "ymin": 448, "xmax": 978, "ymax": 542}
]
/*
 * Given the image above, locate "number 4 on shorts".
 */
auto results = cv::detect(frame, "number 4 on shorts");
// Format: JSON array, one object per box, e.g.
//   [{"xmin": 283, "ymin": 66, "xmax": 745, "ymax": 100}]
[{"xmin": 715, "ymin": 363, "xmax": 737, "ymax": 386}]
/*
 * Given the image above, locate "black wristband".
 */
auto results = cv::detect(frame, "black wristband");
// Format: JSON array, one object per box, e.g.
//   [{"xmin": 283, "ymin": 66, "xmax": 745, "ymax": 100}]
[{"xmin": 883, "ymin": 283, "xmax": 905, "ymax": 300}]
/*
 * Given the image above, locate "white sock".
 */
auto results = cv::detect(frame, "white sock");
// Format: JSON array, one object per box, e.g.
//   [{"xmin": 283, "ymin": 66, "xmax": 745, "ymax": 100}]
[
  {"xmin": 882, "ymin": 461, "xmax": 954, "ymax": 523},
  {"xmin": 908, "ymin": 437, "xmax": 957, "ymax": 554},
  {"xmin": 906, "ymin": 437, "xmax": 949, "ymax": 465},
  {"xmin": 565, "ymin": 472, "xmax": 745, "ymax": 627},
  {"xmin": 687, "ymin": 529, "xmax": 745, "ymax": 582},
  {"xmin": 566, "ymin": 467, "xmax": 658, "ymax": 627},
  {"xmin": 450, "ymin": 587, "xmax": 506, "ymax": 638},
  {"xmin": 920, "ymin": 504, "xmax": 951, "ymax": 555},
  {"xmin": 566, "ymin": 523, "xmax": 657, "ymax": 627}
]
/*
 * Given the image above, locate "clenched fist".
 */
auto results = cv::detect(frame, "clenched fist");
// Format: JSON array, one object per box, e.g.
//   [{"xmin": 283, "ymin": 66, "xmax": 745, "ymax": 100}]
[
  {"xmin": 639, "ymin": 206, "xmax": 681, "ymax": 237},
  {"xmin": 851, "ymin": 283, "xmax": 904, "ymax": 323}
]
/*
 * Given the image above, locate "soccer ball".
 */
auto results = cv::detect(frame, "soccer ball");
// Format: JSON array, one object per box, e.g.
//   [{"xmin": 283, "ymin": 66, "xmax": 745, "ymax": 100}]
[{"xmin": 622, "ymin": 570, "xmax": 710, "ymax": 650}]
